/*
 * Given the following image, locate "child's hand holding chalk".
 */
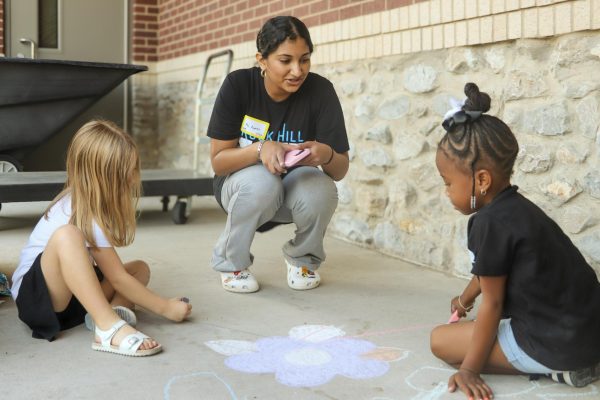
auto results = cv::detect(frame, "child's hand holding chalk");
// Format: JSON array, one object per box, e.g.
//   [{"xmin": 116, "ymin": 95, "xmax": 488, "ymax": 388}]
[{"xmin": 448, "ymin": 310, "xmax": 460, "ymax": 324}]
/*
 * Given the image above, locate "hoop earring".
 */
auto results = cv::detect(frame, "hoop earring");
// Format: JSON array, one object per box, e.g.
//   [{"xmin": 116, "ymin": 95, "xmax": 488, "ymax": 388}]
[
  {"xmin": 480, "ymin": 189, "xmax": 487, "ymax": 196},
  {"xmin": 260, "ymin": 69, "xmax": 266, "ymax": 78}
]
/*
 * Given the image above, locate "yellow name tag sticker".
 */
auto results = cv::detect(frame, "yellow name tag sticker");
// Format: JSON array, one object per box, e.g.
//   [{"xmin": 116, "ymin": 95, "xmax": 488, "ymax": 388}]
[{"xmin": 240, "ymin": 115, "xmax": 270, "ymax": 140}]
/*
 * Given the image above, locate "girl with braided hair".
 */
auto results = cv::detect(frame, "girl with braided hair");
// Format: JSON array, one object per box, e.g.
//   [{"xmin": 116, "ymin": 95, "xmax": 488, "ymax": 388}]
[{"xmin": 430, "ymin": 83, "xmax": 600, "ymax": 399}]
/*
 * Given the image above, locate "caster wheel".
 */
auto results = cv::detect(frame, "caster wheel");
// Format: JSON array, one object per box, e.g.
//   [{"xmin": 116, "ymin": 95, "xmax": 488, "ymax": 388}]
[{"xmin": 171, "ymin": 200, "xmax": 188, "ymax": 224}]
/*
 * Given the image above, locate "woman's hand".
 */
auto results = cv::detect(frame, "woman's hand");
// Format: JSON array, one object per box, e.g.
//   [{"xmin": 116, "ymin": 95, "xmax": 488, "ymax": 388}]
[
  {"xmin": 259, "ymin": 141, "xmax": 294, "ymax": 175},
  {"xmin": 448, "ymin": 369, "xmax": 493, "ymax": 400},
  {"xmin": 296, "ymin": 141, "xmax": 333, "ymax": 167},
  {"xmin": 163, "ymin": 297, "xmax": 192, "ymax": 322}
]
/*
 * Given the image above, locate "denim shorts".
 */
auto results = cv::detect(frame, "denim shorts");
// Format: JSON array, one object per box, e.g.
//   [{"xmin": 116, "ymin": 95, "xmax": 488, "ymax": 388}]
[{"xmin": 497, "ymin": 318, "xmax": 556, "ymax": 374}]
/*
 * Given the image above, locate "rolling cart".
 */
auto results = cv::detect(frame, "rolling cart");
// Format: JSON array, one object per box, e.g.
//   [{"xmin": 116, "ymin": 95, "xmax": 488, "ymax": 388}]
[
  {"xmin": 0, "ymin": 51, "xmax": 234, "ymax": 223},
  {"xmin": 160, "ymin": 49, "xmax": 234, "ymax": 223}
]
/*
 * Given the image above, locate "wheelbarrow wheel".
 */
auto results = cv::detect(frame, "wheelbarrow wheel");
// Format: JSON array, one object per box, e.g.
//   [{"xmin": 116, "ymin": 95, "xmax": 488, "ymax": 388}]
[
  {"xmin": 0, "ymin": 155, "xmax": 23, "ymax": 173},
  {"xmin": 171, "ymin": 199, "xmax": 188, "ymax": 225}
]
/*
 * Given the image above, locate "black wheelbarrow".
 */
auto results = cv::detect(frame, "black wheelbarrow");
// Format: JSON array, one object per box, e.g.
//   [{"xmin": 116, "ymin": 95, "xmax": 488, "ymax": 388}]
[{"xmin": 0, "ymin": 57, "xmax": 213, "ymax": 222}]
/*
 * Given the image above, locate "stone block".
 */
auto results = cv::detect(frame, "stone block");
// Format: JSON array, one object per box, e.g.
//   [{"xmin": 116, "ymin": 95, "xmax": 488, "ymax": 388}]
[
  {"xmin": 359, "ymin": 147, "xmax": 394, "ymax": 168},
  {"xmin": 399, "ymin": 7, "xmax": 410, "ymax": 30},
  {"xmin": 554, "ymin": 2, "xmax": 572, "ymax": 35},
  {"xmin": 577, "ymin": 231, "xmax": 600, "ymax": 264},
  {"xmin": 467, "ymin": 18, "xmax": 481, "ymax": 45},
  {"xmin": 354, "ymin": 95, "xmax": 378, "ymax": 124},
  {"xmin": 339, "ymin": 77, "xmax": 365, "ymax": 96},
  {"xmin": 394, "ymin": 133, "xmax": 427, "ymax": 160},
  {"xmin": 506, "ymin": 0, "xmax": 520, "ymax": 11},
  {"xmin": 442, "ymin": 0, "xmax": 453, "ymax": 23},
  {"xmin": 403, "ymin": 64, "xmax": 438, "ymax": 93},
  {"xmin": 556, "ymin": 143, "xmax": 589, "ymax": 164},
  {"xmin": 523, "ymin": 102, "xmax": 570, "ymax": 136},
  {"xmin": 378, "ymin": 95, "xmax": 411, "ymax": 120},
  {"xmin": 453, "ymin": 0, "xmax": 465, "ymax": 20},
  {"xmin": 517, "ymin": 144, "xmax": 554, "ymax": 173},
  {"xmin": 540, "ymin": 178, "xmax": 582, "ymax": 205},
  {"xmin": 402, "ymin": 31, "xmax": 412, "ymax": 54},
  {"xmin": 430, "ymin": 0, "xmax": 442, "ymax": 24},
  {"xmin": 583, "ymin": 170, "xmax": 600, "ymax": 199},
  {"xmin": 492, "ymin": 0, "xmax": 505, "ymax": 14},
  {"xmin": 505, "ymin": 70, "xmax": 548, "ymax": 100},
  {"xmin": 456, "ymin": 21, "xmax": 468, "ymax": 47},
  {"xmin": 422, "ymin": 27, "xmax": 433, "ymax": 52},
  {"xmin": 484, "ymin": 47, "xmax": 506, "ymax": 73},
  {"xmin": 356, "ymin": 185, "xmax": 389, "ymax": 217},
  {"xmin": 538, "ymin": 6, "xmax": 554, "ymax": 37},
  {"xmin": 573, "ymin": 0, "xmax": 592, "ymax": 32},
  {"xmin": 594, "ymin": 0, "xmax": 600, "ymax": 29},
  {"xmin": 411, "ymin": 29, "xmax": 422, "ymax": 53},
  {"xmin": 478, "ymin": 0, "xmax": 491, "ymax": 15},
  {"xmin": 444, "ymin": 23, "xmax": 456, "ymax": 48},
  {"xmin": 332, "ymin": 214, "xmax": 373, "ymax": 244},
  {"xmin": 366, "ymin": 123, "xmax": 392, "ymax": 144},
  {"xmin": 493, "ymin": 13, "xmax": 508, "ymax": 42},
  {"xmin": 559, "ymin": 205, "xmax": 596, "ymax": 234},
  {"xmin": 432, "ymin": 25, "xmax": 445, "ymax": 50},
  {"xmin": 522, "ymin": 8, "xmax": 538, "ymax": 37},
  {"xmin": 466, "ymin": 0, "xmax": 478, "ymax": 18},
  {"xmin": 508, "ymin": 11, "xmax": 522, "ymax": 39},
  {"xmin": 335, "ymin": 181, "xmax": 353, "ymax": 205},
  {"xmin": 446, "ymin": 48, "xmax": 479, "ymax": 73},
  {"xmin": 576, "ymin": 94, "xmax": 600, "ymax": 139},
  {"xmin": 481, "ymin": 16, "xmax": 494, "ymax": 43}
]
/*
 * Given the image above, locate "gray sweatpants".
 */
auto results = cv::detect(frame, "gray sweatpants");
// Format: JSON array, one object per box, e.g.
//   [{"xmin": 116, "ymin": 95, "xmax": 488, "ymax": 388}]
[{"xmin": 211, "ymin": 164, "xmax": 338, "ymax": 272}]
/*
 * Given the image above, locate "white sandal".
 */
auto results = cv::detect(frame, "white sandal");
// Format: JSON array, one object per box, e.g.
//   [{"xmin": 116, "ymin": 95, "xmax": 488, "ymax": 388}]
[{"xmin": 92, "ymin": 320, "xmax": 162, "ymax": 357}]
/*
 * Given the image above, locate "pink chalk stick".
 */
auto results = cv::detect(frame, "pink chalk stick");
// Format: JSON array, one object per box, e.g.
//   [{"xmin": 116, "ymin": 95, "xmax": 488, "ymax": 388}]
[
  {"xmin": 284, "ymin": 148, "xmax": 310, "ymax": 167},
  {"xmin": 448, "ymin": 310, "xmax": 460, "ymax": 324}
]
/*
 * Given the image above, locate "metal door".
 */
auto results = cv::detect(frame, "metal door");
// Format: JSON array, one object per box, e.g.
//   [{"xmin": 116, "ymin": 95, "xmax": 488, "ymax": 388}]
[{"xmin": 5, "ymin": 0, "xmax": 129, "ymax": 171}]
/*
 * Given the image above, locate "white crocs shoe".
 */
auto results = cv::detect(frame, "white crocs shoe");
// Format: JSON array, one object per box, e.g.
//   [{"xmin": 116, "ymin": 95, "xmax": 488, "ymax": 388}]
[
  {"xmin": 286, "ymin": 260, "xmax": 320, "ymax": 290},
  {"xmin": 220, "ymin": 269, "xmax": 259, "ymax": 293}
]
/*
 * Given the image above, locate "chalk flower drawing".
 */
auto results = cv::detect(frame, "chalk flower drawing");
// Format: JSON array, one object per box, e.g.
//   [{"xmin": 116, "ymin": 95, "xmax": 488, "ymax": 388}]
[{"xmin": 205, "ymin": 325, "xmax": 408, "ymax": 388}]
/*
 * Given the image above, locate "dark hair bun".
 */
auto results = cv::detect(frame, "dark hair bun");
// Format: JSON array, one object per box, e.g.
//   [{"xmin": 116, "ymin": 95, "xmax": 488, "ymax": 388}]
[{"xmin": 463, "ymin": 82, "xmax": 491, "ymax": 113}]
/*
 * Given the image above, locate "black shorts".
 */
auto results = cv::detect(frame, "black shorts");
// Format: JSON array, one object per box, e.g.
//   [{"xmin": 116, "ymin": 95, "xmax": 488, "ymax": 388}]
[{"xmin": 15, "ymin": 252, "xmax": 104, "ymax": 341}]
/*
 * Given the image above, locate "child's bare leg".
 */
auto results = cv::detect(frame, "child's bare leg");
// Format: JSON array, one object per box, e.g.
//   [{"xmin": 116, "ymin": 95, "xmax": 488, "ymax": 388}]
[
  {"xmin": 430, "ymin": 321, "xmax": 520, "ymax": 374},
  {"xmin": 100, "ymin": 260, "xmax": 150, "ymax": 309},
  {"xmin": 40, "ymin": 225, "xmax": 158, "ymax": 350}
]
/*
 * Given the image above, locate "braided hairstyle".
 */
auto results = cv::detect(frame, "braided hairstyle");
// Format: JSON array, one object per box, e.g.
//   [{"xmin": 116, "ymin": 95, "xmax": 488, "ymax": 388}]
[
  {"xmin": 438, "ymin": 83, "xmax": 519, "ymax": 199},
  {"xmin": 256, "ymin": 16, "xmax": 313, "ymax": 58}
]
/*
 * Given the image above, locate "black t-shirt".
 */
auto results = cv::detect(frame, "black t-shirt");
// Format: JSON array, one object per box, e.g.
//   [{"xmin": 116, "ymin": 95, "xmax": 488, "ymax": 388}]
[
  {"xmin": 468, "ymin": 186, "xmax": 600, "ymax": 370},
  {"xmin": 207, "ymin": 67, "xmax": 349, "ymax": 207}
]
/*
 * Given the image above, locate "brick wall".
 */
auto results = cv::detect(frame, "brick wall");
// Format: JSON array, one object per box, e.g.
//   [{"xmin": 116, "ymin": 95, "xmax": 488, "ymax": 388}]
[
  {"xmin": 132, "ymin": 0, "xmax": 159, "ymax": 62},
  {"xmin": 0, "ymin": 0, "xmax": 4, "ymax": 55},
  {"xmin": 132, "ymin": 0, "xmax": 429, "ymax": 62}
]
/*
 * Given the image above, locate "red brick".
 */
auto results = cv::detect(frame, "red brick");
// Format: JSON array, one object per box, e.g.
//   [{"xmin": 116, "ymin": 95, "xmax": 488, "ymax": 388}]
[
  {"xmin": 340, "ymin": 4, "xmax": 361, "ymax": 19},
  {"xmin": 320, "ymin": 10, "xmax": 339, "ymax": 24},
  {"xmin": 387, "ymin": 0, "xmax": 412, "ymax": 8},
  {"xmin": 363, "ymin": 0, "xmax": 386, "ymax": 14},
  {"xmin": 303, "ymin": 15, "xmax": 320, "ymax": 28},
  {"xmin": 310, "ymin": 0, "xmax": 328, "ymax": 14},
  {"xmin": 291, "ymin": 5, "xmax": 310, "ymax": 17},
  {"xmin": 135, "ymin": 0, "xmax": 158, "ymax": 5},
  {"xmin": 330, "ymin": 0, "xmax": 351, "ymax": 8}
]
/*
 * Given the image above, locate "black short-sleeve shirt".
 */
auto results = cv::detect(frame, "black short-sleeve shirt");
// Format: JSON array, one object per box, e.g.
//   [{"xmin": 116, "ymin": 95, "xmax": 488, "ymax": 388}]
[
  {"xmin": 208, "ymin": 67, "xmax": 348, "ymax": 151},
  {"xmin": 207, "ymin": 67, "xmax": 349, "ymax": 206},
  {"xmin": 468, "ymin": 186, "xmax": 600, "ymax": 370}
]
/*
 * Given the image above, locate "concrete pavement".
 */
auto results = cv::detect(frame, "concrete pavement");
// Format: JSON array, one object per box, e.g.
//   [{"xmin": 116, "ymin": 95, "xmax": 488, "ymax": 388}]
[{"xmin": 0, "ymin": 198, "xmax": 597, "ymax": 399}]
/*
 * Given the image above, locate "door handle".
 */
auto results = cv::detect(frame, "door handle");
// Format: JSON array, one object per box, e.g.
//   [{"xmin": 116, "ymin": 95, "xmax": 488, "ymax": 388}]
[{"xmin": 19, "ymin": 38, "xmax": 37, "ymax": 59}]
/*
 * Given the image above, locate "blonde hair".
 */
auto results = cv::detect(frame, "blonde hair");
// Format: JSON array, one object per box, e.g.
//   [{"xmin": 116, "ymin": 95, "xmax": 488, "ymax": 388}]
[{"xmin": 46, "ymin": 119, "xmax": 141, "ymax": 248}]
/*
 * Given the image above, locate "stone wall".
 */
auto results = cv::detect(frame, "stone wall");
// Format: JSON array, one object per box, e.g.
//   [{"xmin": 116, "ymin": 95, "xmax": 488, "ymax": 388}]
[{"xmin": 134, "ymin": 30, "xmax": 600, "ymax": 277}]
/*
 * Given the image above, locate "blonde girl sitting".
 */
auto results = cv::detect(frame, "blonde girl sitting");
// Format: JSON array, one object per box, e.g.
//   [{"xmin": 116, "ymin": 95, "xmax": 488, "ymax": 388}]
[{"xmin": 10, "ymin": 120, "xmax": 192, "ymax": 356}]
